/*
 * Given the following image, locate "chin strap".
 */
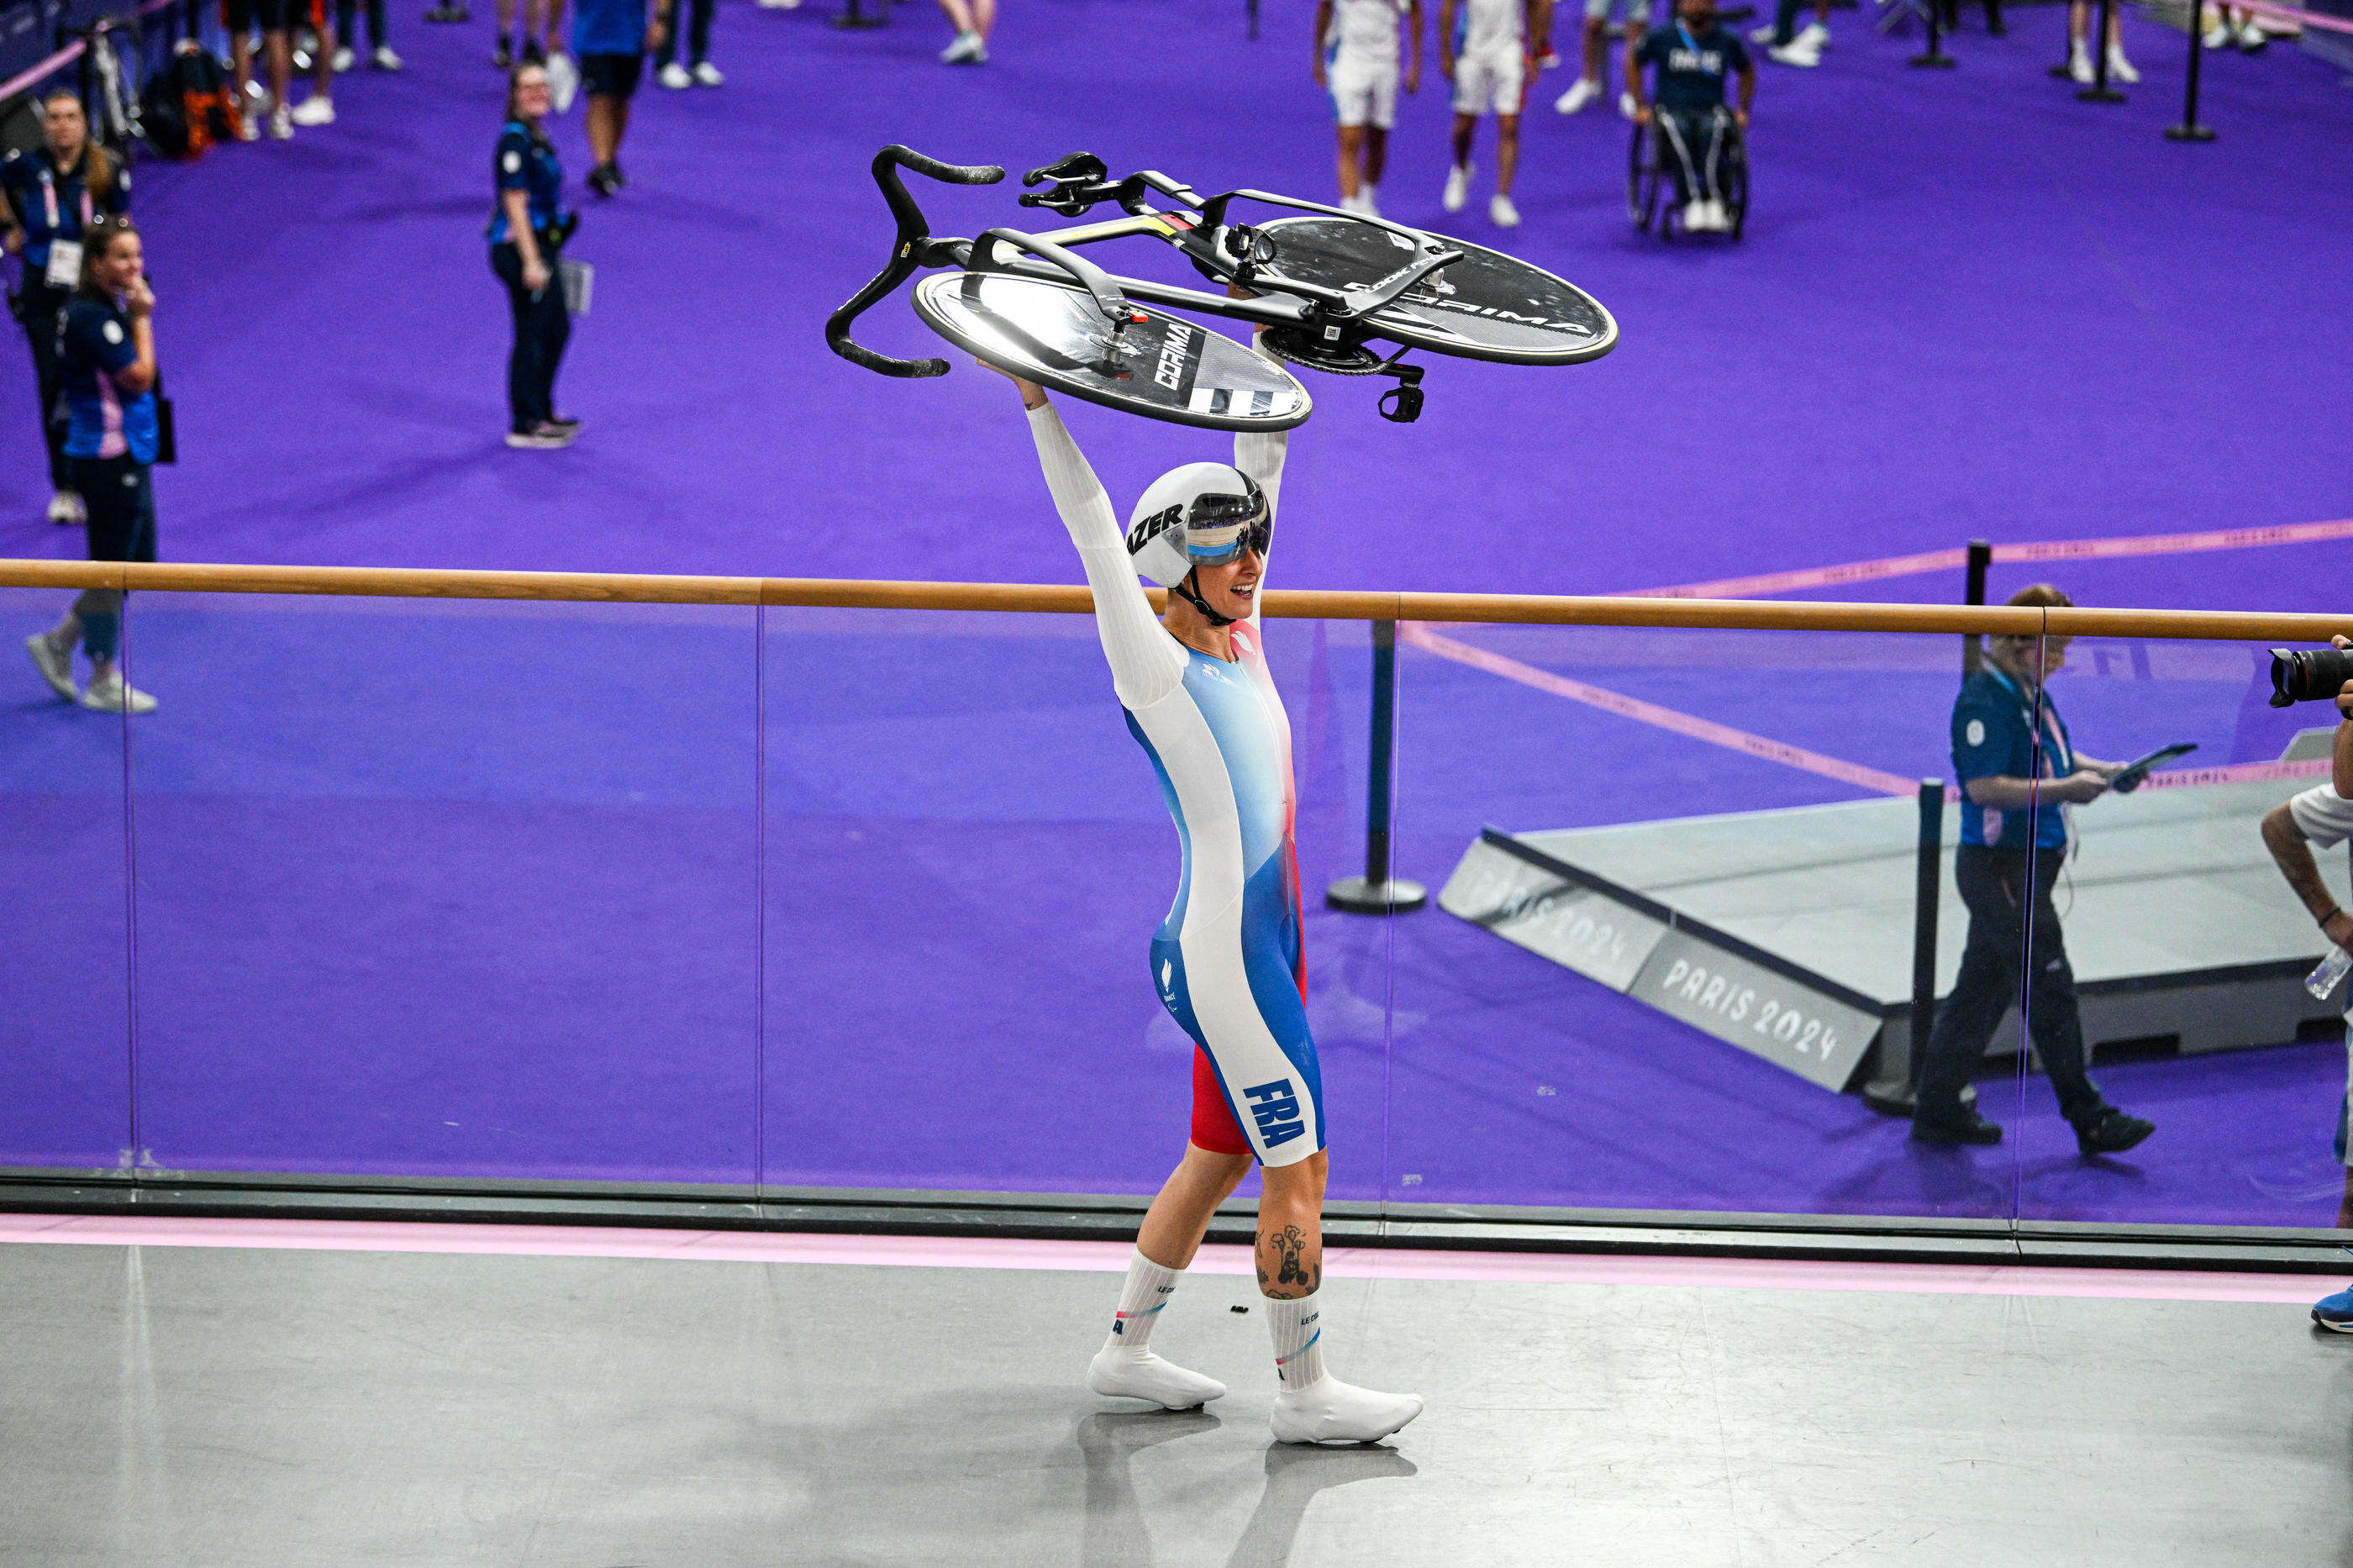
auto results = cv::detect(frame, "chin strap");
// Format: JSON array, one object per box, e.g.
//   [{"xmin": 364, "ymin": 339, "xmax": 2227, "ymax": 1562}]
[{"xmin": 1171, "ymin": 567, "xmax": 1239, "ymax": 629}]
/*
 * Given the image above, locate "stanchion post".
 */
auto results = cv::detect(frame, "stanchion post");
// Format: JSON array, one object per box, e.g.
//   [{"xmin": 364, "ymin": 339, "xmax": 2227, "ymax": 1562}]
[
  {"xmin": 2167, "ymin": 0, "xmax": 2217, "ymax": 139},
  {"xmin": 1864, "ymin": 776, "xmax": 1947, "ymax": 1115},
  {"xmin": 833, "ymin": 0, "xmax": 888, "ymax": 30},
  {"xmin": 1909, "ymin": 0, "xmax": 1955, "ymax": 67},
  {"xmin": 1328, "ymin": 619, "xmax": 1427, "ymax": 915},
  {"xmin": 1961, "ymin": 537, "xmax": 1990, "ymax": 676},
  {"xmin": 2077, "ymin": 0, "xmax": 2124, "ymax": 100}
]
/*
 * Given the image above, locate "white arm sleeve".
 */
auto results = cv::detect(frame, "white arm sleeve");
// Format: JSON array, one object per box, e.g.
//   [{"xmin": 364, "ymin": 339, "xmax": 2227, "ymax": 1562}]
[
  {"xmin": 1027, "ymin": 403, "xmax": 1187, "ymax": 709},
  {"xmin": 1233, "ymin": 426, "xmax": 1289, "ymax": 629}
]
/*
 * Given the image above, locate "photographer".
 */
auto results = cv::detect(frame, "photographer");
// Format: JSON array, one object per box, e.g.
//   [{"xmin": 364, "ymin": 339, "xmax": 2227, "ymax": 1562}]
[
  {"xmin": 1910, "ymin": 585, "xmax": 2155, "ymax": 1155},
  {"xmin": 2261, "ymin": 634, "xmax": 2353, "ymax": 1330}
]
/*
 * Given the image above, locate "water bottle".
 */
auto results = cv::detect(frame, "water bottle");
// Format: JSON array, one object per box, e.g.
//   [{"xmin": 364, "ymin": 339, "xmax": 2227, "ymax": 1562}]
[{"xmin": 2309, "ymin": 945, "xmax": 2353, "ymax": 1002}]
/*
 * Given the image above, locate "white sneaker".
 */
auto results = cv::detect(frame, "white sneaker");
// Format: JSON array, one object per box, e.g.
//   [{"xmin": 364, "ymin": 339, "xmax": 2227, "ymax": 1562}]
[
  {"xmin": 1617, "ymin": 90, "xmax": 1638, "ymax": 118},
  {"xmin": 371, "ymin": 45, "xmax": 403, "ymax": 68},
  {"xmin": 81, "ymin": 670, "xmax": 156, "ymax": 715},
  {"xmin": 1087, "ymin": 1345, "xmax": 1226, "ymax": 1410},
  {"xmin": 1358, "ymin": 184, "xmax": 1380, "ymax": 218},
  {"xmin": 545, "ymin": 51, "xmax": 578, "ymax": 111},
  {"xmin": 331, "ymin": 44, "xmax": 354, "ymax": 70},
  {"xmin": 2105, "ymin": 45, "xmax": 2138, "ymax": 82},
  {"xmin": 1489, "ymin": 192, "xmax": 1519, "ymax": 228},
  {"xmin": 1443, "ymin": 163, "xmax": 1469, "ymax": 212},
  {"xmin": 1767, "ymin": 39, "xmax": 1819, "ymax": 65},
  {"xmin": 2202, "ymin": 19, "xmax": 2230, "ymax": 45},
  {"xmin": 25, "ymin": 632, "xmax": 76, "ymax": 702},
  {"xmin": 1798, "ymin": 19, "xmax": 1829, "ymax": 47},
  {"xmin": 269, "ymin": 105, "xmax": 293, "ymax": 139},
  {"xmin": 940, "ymin": 28, "xmax": 982, "ymax": 61},
  {"xmin": 45, "ymin": 489, "xmax": 79, "ymax": 524},
  {"xmin": 757, "ymin": 0, "xmax": 803, "ymax": 8},
  {"xmin": 658, "ymin": 60, "xmax": 692, "ymax": 87},
  {"xmin": 1684, "ymin": 197, "xmax": 1709, "ymax": 230},
  {"xmin": 1556, "ymin": 75, "xmax": 1601, "ymax": 113},
  {"xmin": 289, "ymin": 95, "xmax": 334, "ymax": 125},
  {"xmin": 1705, "ymin": 198, "xmax": 1730, "ymax": 231},
  {"xmin": 2236, "ymin": 18, "xmax": 2266, "ymax": 46},
  {"xmin": 692, "ymin": 60, "xmax": 724, "ymax": 84},
  {"xmin": 2068, "ymin": 45, "xmax": 2093, "ymax": 82},
  {"xmin": 1749, "ymin": 22, "xmax": 1775, "ymax": 41},
  {"xmin": 1271, "ymin": 1376, "xmax": 1424, "ymax": 1444}
]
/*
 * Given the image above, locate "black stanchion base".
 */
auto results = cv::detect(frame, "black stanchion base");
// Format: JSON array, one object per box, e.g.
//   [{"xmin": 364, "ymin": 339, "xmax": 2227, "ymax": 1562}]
[
  {"xmin": 2047, "ymin": 61, "xmax": 2074, "ymax": 76},
  {"xmin": 2077, "ymin": 84, "xmax": 2126, "ymax": 101},
  {"xmin": 1326, "ymin": 876, "xmax": 1428, "ymax": 914},
  {"xmin": 2165, "ymin": 122, "xmax": 2217, "ymax": 140},
  {"xmin": 1908, "ymin": 49, "xmax": 1956, "ymax": 66}
]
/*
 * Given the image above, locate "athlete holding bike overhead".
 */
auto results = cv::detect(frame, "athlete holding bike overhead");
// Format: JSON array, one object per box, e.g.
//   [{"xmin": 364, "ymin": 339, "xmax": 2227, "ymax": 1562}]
[{"xmin": 993, "ymin": 333, "xmax": 1423, "ymax": 1447}]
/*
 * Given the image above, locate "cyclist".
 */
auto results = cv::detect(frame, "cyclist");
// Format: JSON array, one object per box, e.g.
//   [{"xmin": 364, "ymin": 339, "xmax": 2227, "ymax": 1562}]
[
  {"xmin": 1629, "ymin": 0, "xmax": 1752, "ymax": 234},
  {"xmin": 999, "ymin": 351, "xmax": 1424, "ymax": 1447},
  {"xmin": 1315, "ymin": 0, "xmax": 1421, "ymax": 218}
]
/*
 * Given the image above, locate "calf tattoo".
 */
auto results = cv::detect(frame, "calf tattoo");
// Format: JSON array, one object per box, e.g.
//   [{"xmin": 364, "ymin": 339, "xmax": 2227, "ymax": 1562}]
[{"xmin": 1256, "ymin": 1223, "xmax": 1320, "ymax": 1297}]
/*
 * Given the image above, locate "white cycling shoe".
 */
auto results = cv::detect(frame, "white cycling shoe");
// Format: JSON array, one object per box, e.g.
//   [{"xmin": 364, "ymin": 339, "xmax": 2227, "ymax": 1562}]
[
  {"xmin": 1271, "ymin": 1375, "xmax": 1424, "ymax": 1444},
  {"xmin": 1087, "ymin": 1346, "xmax": 1226, "ymax": 1411}
]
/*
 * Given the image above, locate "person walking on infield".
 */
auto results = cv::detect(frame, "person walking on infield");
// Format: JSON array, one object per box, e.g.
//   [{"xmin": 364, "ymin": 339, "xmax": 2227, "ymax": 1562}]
[
  {"xmin": 1909, "ymin": 585, "xmax": 2154, "ymax": 1155},
  {"xmin": 1556, "ymin": 0, "xmax": 1645, "ymax": 117},
  {"xmin": 937, "ymin": 0, "xmax": 994, "ymax": 63},
  {"xmin": 0, "ymin": 89, "xmax": 128, "ymax": 527},
  {"xmin": 1629, "ymin": 0, "xmax": 1750, "ymax": 234},
  {"xmin": 24, "ymin": 215, "xmax": 162, "ymax": 715},
  {"xmin": 1439, "ymin": 0, "xmax": 1544, "ymax": 229},
  {"xmin": 574, "ymin": 0, "xmax": 671, "ymax": 194},
  {"xmin": 654, "ymin": 0, "xmax": 723, "ymax": 87},
  {"xmin": 1316, "ymin": 0, "xmax": 1421, "ymax": 218},
  {"xmin": 489, "ymin": 65, "xmax": 578, "ymax": 448},
  {"xmin": 1001, "ymin": 349, "xmax": 1424, "ymax": 1447},
  {"xmin": 332, "ymin": 0, "xmax": 403, "ymax": 70}
]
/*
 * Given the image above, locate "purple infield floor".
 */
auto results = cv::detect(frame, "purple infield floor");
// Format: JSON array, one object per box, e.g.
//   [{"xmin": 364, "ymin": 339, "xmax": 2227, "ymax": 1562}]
[{"xmin": 3, "ymin": 0, "xmax": 2350, "ymax": 1229}]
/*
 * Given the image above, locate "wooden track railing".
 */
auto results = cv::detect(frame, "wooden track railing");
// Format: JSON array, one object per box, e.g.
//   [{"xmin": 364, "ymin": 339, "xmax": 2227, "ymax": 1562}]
[{"xmin": 1, "ymin": 560, "xmax": 2345, "ymax": 642}]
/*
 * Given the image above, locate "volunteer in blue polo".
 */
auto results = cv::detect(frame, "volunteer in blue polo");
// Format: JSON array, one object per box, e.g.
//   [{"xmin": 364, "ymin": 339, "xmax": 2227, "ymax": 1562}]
[
  {"xmin": 1, "ymin": 88, "xmax": 129, "ymax": 529},
  {"xmin": 1911, "ymin": 584, "xmax": 2154, "ymax": 1155},
  {"xmin": 574, "ymin": 0, "xmax": 673, "ymax": 196},
  {"xmin": 489, "ymin": 62, "xmax": 578, "ymax": 449}
]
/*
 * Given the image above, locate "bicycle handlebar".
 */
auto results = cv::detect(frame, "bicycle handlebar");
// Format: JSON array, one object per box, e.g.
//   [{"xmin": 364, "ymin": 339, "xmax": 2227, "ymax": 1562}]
[{"xmin": 825, "ymin": 145, "xmax": 1005, "ymax": 379}]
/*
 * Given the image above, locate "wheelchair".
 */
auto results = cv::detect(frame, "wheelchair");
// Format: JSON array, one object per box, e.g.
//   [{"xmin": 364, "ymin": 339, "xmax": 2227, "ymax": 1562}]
[{"xmin": 1628, "ymin": 109, "xmax": 1748, "ymax": 240}]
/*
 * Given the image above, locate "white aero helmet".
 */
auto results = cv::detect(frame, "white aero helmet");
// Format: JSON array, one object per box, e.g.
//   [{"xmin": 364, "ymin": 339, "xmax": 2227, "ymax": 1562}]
[{"xmin": 1124, "ymin": 462, "xmax": 1271, "ymax": 589}]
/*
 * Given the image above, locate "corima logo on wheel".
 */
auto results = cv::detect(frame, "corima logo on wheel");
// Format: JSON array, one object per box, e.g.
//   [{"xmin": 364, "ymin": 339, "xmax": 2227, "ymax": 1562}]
[
  {"xmin": 1153, "ymin": 319, "xmax": 1196, "ymax": 391},
  {"xmin": 1243, "ymin": 1079, "xmax": 1306, "ymax": 1149}
]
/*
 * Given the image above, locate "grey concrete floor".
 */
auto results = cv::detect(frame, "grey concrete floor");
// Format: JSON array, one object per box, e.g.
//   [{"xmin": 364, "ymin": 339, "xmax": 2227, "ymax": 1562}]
[{"xmin": 3, "ymin": 1243, "xmax": 2351, "ymax": 1567}]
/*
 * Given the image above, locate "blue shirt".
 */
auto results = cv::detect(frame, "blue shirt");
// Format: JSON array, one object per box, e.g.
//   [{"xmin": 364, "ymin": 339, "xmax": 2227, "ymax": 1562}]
[
  {"xmin": 573, "ymin": 0, "xmax": 649, "ymax": 57},
  {"xmin": 58, "ymin": 294, "xmax": 158, "ymax": 465},
  {"xmin": 1634, "ymin": 22, "xmax": 1748, "ymax": 111},
  {"xmin": 2, "ymin": 146, "xmax": 129, "ymax": 271},
  {"xmin": 1951, "ymin": 665, "xmax": 2074, "ymax": 851},
  {"xmin": 487, "ymin": 122, "xmax": 567, "ymax": 244}
]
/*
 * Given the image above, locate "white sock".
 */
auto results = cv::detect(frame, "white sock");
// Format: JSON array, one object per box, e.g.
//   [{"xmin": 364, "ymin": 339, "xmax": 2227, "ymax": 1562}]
[
  {"xmin": 1267, "ymin": 1292, "xmax": 1326, "ymax": 1391},
  {"xmin": 1361, "ymin": 182, "xmax": 1377, "ymax": 203},
  {"xmin": 1103, "ymin": 1249, "xmax": 1181, "ymax": 1352}
]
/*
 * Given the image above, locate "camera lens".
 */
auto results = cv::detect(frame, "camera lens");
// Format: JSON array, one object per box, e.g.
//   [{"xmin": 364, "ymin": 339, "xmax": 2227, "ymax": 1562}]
[{"xmin": 2269, "ymin": 647, "xmax": 2353, "ymax": 708}]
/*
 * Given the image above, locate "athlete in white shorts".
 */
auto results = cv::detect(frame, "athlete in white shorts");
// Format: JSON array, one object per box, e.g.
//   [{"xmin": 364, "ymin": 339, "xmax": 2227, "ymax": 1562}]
[
  {"xmin": 1314, "ymin": 0, "xmax": 1422, "ymax": 218},
  {"xmin": 1438, "ymin": 0, "xmax": 1544, "ymax": 228},
  {"xmin": 2262, "ymin": 781, "xmax": 2353, "ymax": 1234},
  {"xmin": 1556, "ymin": 0, "xmax": 1646, "ymax": 117}
]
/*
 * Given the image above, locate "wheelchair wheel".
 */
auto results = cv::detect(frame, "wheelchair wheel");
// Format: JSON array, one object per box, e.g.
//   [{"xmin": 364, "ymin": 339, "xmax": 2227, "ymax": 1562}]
[
  {"xmin": 1627, "ymin": 121, "xmax": 1662, "ymax": 234},
  {"xmin": 1722, "ymin": 124, "xmax": 1750, "ymax": 240}
]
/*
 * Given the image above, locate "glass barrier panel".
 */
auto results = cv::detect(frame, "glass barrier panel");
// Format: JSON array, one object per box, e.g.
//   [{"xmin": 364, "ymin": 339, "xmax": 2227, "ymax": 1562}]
[
  {"xmin": 1, "ymin": 583, "xmax": 134, "ymax": 1178},
  {"xmin": 1389, "ymin": 619, "xmax": 2025, "ymax": 1223},
  {"xmin": 124, "ymin": 593, "xmax": 761, "ymax": 1192},
  {"xmin": 760, "ymin": 609, "xmax": 1387, "ymax": 1207},
  {"xmin": 2013, "ymin": 628, "xmax": 2344, "ymax": 1231}
]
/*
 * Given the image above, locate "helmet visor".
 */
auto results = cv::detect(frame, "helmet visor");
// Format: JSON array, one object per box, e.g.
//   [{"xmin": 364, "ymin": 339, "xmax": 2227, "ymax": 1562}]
[{"xmin": 1183, "ymin": 478, "xmax": 1271, "ymax": 564}]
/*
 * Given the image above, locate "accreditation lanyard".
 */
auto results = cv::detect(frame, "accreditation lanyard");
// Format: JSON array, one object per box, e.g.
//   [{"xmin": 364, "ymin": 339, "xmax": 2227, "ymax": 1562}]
[
  {"xmin": 1985, "ymin": 664, "xmax": 2072, "ymax": 778},
  {"xmin": 37, "ymin": 165, "xmax": 93, "ymax": 290}
]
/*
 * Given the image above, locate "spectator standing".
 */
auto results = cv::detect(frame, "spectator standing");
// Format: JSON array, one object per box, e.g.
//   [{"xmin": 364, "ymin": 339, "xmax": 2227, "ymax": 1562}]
[
  {"xmin": 1556, "ymin": 0, "xmax": 1645, "ymax": 117},
  {"xmin": 489, "ymin": 64, "xmax": 578, "ymax": 448},
  {"xmin": 575, "ymin": 0, "xmax": 672, "ymax": 193},
  {"xmin": 332, "ymin": 0, "xmax": 404, "ymax": 70},
  {"xmin": 938, "ymin": 0, "xmax": 994, "ymax": 63},
  {"xmin": 286, "ymin": 0, "xmax": 340, "ymax": 124},
  {"xmin": 24, "ymin": 215, "xmax": 162, "ymax": 715},
  {"xmin": 1314, "ymin": 0, "xmax": 1421, "ymax": 217},
  {"xmin": 227, "ymin": 0, "xmax": 297, "ymax": 137},
  {"xmin": 1750, "ymin": 0, "xmax": 1829, "ymax": 66},
  {"xmin": 655, "ymin": 0, "xmax": 723, "ymax": 87},
  {"xmin": 0, "ymin": 90, "xmax": 127, "ymax": 527},
  {"xmin": 1438, "ymin": 0, "xmax": 1545, "ymax": 229},
  {"xmin": 2066, "ymin": 0, "xmax": 2136, "ymax": 82}
]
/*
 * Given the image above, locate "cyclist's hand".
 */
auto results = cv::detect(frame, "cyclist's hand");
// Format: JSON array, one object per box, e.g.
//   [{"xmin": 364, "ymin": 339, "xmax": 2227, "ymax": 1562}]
[{"xmin": 976, "ymin": 357, "xmax": 1049, "ymax": 408}]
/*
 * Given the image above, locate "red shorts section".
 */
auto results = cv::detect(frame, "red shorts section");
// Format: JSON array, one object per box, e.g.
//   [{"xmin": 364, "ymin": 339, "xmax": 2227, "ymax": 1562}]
[{"xmin": 1189, "ymin": 1047, "xmax": 1250, "ymax": 1155}]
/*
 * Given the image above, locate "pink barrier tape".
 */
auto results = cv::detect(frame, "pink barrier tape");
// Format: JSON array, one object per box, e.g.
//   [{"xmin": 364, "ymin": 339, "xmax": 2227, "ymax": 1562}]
[
  {"xmin": 1627, "ymin": 516, "xmax": 2353, "ymax": 601},
  {"xmin": 2139, "ymin": 757, "xmax": 2329, "ymax": 791},
  {"xmin": 1403, "ymin": 622, "xmax": 1924, "ymax": 797},
  {"xmin": 0, "ymin": 1213, "xmax": 2326, "ymax": 1302},
  {"xmin": 2213, "ymin": 0, "xmax": 2353, "ymax": 33}
]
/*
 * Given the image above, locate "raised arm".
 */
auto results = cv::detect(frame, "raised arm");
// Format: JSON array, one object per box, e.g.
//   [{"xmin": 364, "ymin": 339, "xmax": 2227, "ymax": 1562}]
[{"xmin": 1024, "ymin": 394, "xmax": 1187, "ymax": 709}]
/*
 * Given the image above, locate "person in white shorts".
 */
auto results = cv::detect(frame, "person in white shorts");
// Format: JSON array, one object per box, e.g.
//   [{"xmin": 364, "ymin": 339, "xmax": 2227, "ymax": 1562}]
[
  {"xmin": 1314, "ymin": 0, "xmax": 1422, "ymax": 217},
  {"xmin": 1438, "ymin": 0, "xmax": 1543, "ymax": 228},
  {"xmin": 2261, "ymin": 782, "xmax": 2353, "ymax": 1229},
  {"xmin": 1556, "ymin": 0, "xmax": 1645, "ymax": 118}
]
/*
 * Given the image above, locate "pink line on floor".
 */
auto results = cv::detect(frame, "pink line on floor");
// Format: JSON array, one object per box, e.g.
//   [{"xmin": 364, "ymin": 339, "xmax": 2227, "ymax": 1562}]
[{"xmin": 0, "ymin": 1213, "xmax": 2328, "ymax": 1304}]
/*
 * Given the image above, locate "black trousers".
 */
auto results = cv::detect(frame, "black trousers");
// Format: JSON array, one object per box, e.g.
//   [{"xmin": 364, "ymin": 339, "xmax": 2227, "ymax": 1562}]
[
  {"xmin": 1915, "ymin": 844, "xmax": 2107, "ymax": 1128},
  {"xmin": 490, "ymin": 241, "xmax": 570, "ymax": 432},
  {"xmin": 67, "ymin": 452, "xmax": 157, "ymax": 662},
  {"xmin": 16, "ymin": 278, "xmax": 71, "ymax": 491},
  {"xmin": 334, "ymin": 0, "xmax": 387, "ymax": 48},
  {"xmin": 654, "ymin": 0, "xmax": 713, "ymax": 66}
]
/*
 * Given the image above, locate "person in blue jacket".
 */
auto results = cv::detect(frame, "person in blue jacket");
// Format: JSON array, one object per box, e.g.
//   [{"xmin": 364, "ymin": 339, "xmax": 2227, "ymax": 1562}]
[
  {"xmin": 24, "ymin": 215, "xmax": 161, "ymax": 714},
  {"xmin": 489, "ymin": 64, "xmax": 578, "ymax": 449},
  {"xmin": 0, "ymin": 89, "xmax": 128, "ymax": 527}
]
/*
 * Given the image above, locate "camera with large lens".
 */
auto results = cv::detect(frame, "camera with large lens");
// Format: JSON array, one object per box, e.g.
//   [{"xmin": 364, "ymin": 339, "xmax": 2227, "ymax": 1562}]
[{"xmin": 2267, "ymin": 646, "xmax": 2353, "ymax": 708}]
